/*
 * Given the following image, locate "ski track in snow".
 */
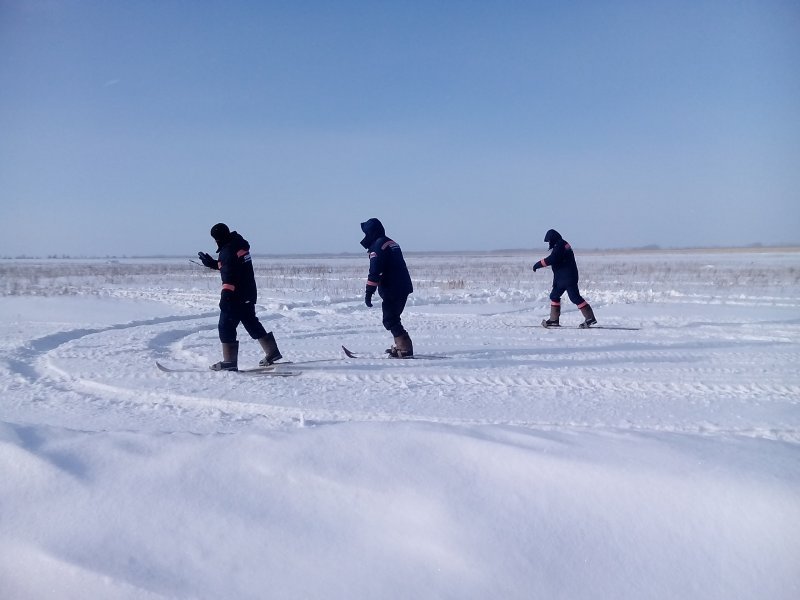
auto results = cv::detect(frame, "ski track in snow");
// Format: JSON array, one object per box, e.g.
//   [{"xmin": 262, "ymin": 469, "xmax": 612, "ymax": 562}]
[{"xmin": 3, "ymin": 254, "xmax": 798, "ymax": 441}]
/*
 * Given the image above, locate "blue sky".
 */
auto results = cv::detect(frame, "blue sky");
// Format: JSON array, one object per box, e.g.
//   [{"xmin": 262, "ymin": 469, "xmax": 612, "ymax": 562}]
[{"xmin": 1, "ymin": 0, "xmax": 798, "ymax": 256}]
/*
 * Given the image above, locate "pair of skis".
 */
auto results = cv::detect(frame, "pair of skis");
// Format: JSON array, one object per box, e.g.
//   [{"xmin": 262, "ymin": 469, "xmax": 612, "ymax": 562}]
[
  {"xmin": 155, "ymin": 360, "xmax": 304, "ymax": 376},
  {"xmin": 156, "ymin": 346, "xmax": 450, "ymax": 376},
  {"xmin": 538, "ymin": 321, "xmax": 640, "ymax": 331}
]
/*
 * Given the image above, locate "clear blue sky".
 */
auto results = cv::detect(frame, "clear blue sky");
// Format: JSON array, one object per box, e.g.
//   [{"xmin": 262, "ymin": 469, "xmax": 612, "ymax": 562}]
[{"xmin": 1, "ymin": 0, "xmax": 798, "ymax": 256}]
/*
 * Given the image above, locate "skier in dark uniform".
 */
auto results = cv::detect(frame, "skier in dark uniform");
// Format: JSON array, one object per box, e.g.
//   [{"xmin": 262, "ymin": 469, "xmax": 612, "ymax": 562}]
[
  {"xmin": 532, "ymin": 228, "xmax": 597, "ymax": 328},
  {"xmin": 198, "ymin": 223, "xmax": 283, "ymax": 370},
  {"xmin": 360, "ymin": 218, "xmax": 415, "ymax": 357}
]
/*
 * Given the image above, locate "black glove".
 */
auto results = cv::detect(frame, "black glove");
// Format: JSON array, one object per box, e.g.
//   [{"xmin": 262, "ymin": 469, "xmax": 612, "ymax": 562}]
[
  {"xmin": 198, "ymin": 252, "xmax": 217, "ymax": 269},
  {"xmin": 365, "ymin": 284, "xmax": 376, "ymax": 307},
  {"xmin": 532, "ymin": 261, "xmax": 541, "ymax": 272}
]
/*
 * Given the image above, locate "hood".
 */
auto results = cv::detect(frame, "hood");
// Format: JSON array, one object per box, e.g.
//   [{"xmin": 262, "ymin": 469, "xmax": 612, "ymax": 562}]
[
  {"xmin": 218, "ymin": 231, "xmax": 248, "ymax": 253},
  {"xmin": 360, "ymin": 218, "xmax": 385, "ymax": 249},
  {"xmin": 544, "ymin": 229, "xmax": 562, "ymax": 249}
]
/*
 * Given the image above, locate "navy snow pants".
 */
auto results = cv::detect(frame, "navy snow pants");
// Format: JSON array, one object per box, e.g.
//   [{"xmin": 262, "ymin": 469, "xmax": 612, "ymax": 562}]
[
  {"xmin": 381, "ymin": 294, "xmax": 409, "ymax": 337},
  {"xmin": 218, "ymin": 301, "xmax": 267, "ymax": 343}
]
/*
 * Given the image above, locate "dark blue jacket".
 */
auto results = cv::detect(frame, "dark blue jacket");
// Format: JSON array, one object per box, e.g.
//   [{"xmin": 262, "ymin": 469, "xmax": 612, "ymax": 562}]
[
  {"xmin": 216, "ymin": 231, "xmax": 258, "ymax": 304},
  {"xmin": 537, "ymin": 229, "xmax": 580, "ymax": 287},
  {"xmin": 360, "ymin": 218, "xmax": 413, "ymax": 299}
]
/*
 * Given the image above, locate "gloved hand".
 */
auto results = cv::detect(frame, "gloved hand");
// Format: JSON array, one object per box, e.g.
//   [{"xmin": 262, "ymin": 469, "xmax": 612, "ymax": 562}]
[
  {"xmin": 198, "ymin": 251, "xmax": 217, "ymax": 269},
  {"xmin": 365, "ymin": 284, "xmax": 376, "ymax": 307},
  {"xmin": 532, "ymin": 262, "xmax": 541, "ymax": 272}
]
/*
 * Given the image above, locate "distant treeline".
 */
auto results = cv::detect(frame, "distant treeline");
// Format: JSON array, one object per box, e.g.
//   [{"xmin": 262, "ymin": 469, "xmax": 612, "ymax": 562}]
[{"xmin": 2, "ymin": 243, "xmax": 798, "ymax": 261}]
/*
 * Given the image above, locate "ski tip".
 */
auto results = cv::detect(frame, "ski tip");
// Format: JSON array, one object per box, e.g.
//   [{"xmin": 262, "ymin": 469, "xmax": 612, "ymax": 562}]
[
  {"xmin": 155, "ymin": 361, "xmax": 170, "ymax": 372},
  {"xmin": 341, "ymin": 345, "xmax": 357, "ymax": 358}
]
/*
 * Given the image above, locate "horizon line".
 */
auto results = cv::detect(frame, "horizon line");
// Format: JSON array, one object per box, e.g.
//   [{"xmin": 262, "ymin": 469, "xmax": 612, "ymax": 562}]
[{"xmin": 2, "ymin": 243, "xmax": 799, "ymax": 261}]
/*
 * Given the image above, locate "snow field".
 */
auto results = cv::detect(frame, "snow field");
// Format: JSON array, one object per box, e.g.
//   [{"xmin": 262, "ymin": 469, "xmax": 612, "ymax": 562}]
[{"xmin": 1, "ymin": 249, "xmax": 798, "ymax": 599}]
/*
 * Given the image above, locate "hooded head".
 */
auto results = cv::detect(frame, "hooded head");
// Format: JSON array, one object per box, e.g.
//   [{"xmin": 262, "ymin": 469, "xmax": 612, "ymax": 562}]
[
  {"xmin": 544, "ymin": 229, "xmax": 562, "ymax": 249},
  {"xmin": 210, "ymin": 223, "xmax": 232, "ymax": 248},
  {"xmin": 360, "ymin": 218, "xmax": 386, "ymax": 249}
]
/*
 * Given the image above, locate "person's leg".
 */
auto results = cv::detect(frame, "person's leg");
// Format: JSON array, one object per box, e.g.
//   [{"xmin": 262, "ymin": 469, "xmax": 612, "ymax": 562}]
[
  {"xmin": 382, "ymin": 295, "xmax": 413, "ymax": 357},
  {"xmin": 545, "ymin": 286, "xmax": 565, "ymax": 326},
  {"xmin": 566, "ymin": 285, "xmax": 596, "ymax": 327},
  {"xmin": 238, "ymin": 302, "xmax": 283, "ymax": 365},
  {"xmin": 212, "ymin": 306, "xmax": 241, "ymax": 370},
  {"xmin": 240, "ymin": 302, "xmax": 267, "ymax": 339},
  {"xmin": 382, "ymin": 295, "xmax": 407, "ymax": 335}
]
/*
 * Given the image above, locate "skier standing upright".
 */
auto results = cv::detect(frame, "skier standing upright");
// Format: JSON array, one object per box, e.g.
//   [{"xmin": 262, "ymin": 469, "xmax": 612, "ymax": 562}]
[
  {"xmin": 198, "ymin": 223, "xmax": 283, "ymax": 370},
  {"xmin": 359, "ymin": 218, "xmax": 414, "ymax": 357},
  {"xmin": 532, "ymin": 228, "xmax": 597, "ymax": 328}
]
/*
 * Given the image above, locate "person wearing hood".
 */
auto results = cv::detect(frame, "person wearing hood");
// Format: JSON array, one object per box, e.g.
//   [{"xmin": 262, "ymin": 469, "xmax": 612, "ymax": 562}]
[
  {"xmin": 359, "ymin": 218, "xmax": 415, "ymax": 357},
  {"xmin": 197, "ymin": 223, "xmax": 283, "ymax": 370},
  {"xmin": 532, "ymin": 229, "xmax": 597, "ymax": 328}
]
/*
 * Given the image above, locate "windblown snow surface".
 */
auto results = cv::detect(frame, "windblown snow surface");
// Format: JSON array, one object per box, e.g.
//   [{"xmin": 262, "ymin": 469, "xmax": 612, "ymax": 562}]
[{"xmin": 1, "ymin": 250, "xmax": 798, "ymax": 599}]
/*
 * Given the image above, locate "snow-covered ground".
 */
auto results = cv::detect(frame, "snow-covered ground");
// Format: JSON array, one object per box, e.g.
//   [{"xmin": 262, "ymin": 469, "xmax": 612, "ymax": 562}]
[{"xmin": 1, "ymin": 250, "xmax": 799, "ymax": 599}]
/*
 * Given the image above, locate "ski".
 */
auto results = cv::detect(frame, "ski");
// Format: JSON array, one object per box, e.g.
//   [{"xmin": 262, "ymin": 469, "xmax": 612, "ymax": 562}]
[
  {"xmin": 156, "ymin": 360, "xmax": 274, "ymax": 373},
  {"xmin": 155, "ymin": 361, "xmax": 301, "ymax": 376},
  {"xmin": 341, "ymin": 345, "xmax": 449, "ymax": 360},
  {"xmin": 538, "ymin": 321, "xmax": 639, "ymax": 331},
  {"xmin": 277, "ymin": 357, "xmax": 343, "ymax": 367},
  {"xmin": 237, "ymin": 368, "xmax": 302, "ymax": 377},
  {"xmin": 503, "ymin": 321, "xmax": 639, "ymax": 331}
]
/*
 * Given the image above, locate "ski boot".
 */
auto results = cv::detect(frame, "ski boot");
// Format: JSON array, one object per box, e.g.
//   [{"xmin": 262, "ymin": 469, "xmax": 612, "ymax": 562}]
[
  {"xmin": 541, "ymin": 302, "xmax": 561, "ymax": 328},
  {"xmin": 578, "ymin": 303, "xmax": 597, "ymax": 329},
  {"xmin": 386, "ymin": 332, "xmax": 414, "ymax": 358},
  {"xmin": 258, "ymin": 332, "xmax": 283, "ymax": 366},
  {"xmin": 210, "ymin": 341, "xmax": 239, "ymax": 371}
]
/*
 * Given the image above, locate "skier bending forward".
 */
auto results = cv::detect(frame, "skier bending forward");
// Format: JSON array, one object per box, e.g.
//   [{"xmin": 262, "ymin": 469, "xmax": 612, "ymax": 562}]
[
  {"xmin": 532, "ymin": 228, "xmax": 597, "ymax": 328},
  {"xmin": 360, "ymin": 218, "xmax": 415, "ymax": 357}
]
